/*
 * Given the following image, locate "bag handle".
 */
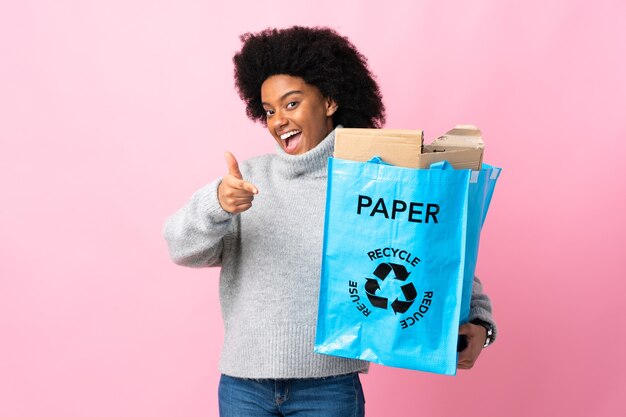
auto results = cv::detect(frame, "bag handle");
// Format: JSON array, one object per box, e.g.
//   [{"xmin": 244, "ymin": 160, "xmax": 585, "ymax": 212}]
[
  {"xmin": 430, "ymin": 160, "xmax": 481, "ymax": 183},
  {"xmin": 366, "ymin": 157, "xmax": 454, "ymax": 170},
  {"xmin": 429, "ymin": 160, "xmax": 453, "ymax": 170},
  {"xmin": 366, "ymin": 156, "xmax": 392, "ymax": 166}
]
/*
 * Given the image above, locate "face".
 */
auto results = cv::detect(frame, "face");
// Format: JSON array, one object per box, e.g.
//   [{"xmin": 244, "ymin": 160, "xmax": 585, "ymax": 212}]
[{"xmin": 261, "ymin": 74, "xmax": 337, "ymax": 155}]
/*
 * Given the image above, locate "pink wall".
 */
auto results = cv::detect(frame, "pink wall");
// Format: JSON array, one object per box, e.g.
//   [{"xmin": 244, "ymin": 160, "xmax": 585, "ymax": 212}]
[{"xmin": 1, "ymin": 1, "xmax": 625, "ymax": 416}]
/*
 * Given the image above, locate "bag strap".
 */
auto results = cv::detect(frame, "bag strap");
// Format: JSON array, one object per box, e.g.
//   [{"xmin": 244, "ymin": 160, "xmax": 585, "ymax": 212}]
[
  {"xmin": 429, "ymin": 160, "xmax": 453, "ymax": 170},
  {"xmin": 366, "ymin": 156, "xmax": 392, "ymax": 166}
]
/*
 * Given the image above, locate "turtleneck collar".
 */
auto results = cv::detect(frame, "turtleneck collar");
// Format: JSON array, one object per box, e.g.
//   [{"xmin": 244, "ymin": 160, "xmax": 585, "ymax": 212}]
[{"xmin": 273, "ymin": 126, "xmax": 341, "ymax": 178}]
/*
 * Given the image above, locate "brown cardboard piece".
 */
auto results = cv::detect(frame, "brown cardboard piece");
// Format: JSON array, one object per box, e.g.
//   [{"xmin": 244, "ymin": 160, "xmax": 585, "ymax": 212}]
[
  {"xmin": 333, "ymin": 128, "xmax": 424, "ymax": 168},
  {"xmin": 334, "ymin": 125, "xmax": 484, "ymax": 170},
  {"xmin": 419, "ymin": 125, "xmax": 484, "ymax": 170}
]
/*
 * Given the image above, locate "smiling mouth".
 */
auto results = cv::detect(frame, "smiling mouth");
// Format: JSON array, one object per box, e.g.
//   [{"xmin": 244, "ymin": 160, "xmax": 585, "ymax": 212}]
[{"xmin": 280, "ymin": 130, "xmax": 302, "ymax": 154}]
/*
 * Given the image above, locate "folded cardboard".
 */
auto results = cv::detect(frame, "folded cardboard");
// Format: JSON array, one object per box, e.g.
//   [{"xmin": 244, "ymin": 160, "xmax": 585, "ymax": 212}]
[
  {"xmin": 333, "ymin": 128, "xmax": 424, "ymax": 168},
  {"xmin": 334, "ymin": 125, "xmax": 484, "ymax": 170},
  {"xmin": 419, "ymin": 125, "xmax": 484, "ymax": 170}
]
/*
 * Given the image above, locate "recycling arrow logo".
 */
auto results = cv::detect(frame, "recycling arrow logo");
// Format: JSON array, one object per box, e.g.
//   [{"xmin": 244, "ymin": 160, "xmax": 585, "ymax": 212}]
[{"xmin": 365, "ymin": 262, "xmax": 417, "ymax": 315}]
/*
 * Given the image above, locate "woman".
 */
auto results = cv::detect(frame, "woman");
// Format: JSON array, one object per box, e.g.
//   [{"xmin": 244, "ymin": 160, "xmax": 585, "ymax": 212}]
[{"xmin": 164, "ymin": 26, "xmax": 495, "ymax": 417}]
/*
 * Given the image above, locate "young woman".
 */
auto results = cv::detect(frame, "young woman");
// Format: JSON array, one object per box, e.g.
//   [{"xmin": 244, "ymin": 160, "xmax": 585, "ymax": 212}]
[{"xmin": 164, "ymin": 26, "xmax": 496, "ymax": 417}]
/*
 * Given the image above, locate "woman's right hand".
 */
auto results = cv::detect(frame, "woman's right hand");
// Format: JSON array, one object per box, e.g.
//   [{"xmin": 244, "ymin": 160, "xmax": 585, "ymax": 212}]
[{"xmin": 218, "ymin": 152, "xmax": 259, "ymax": 214}]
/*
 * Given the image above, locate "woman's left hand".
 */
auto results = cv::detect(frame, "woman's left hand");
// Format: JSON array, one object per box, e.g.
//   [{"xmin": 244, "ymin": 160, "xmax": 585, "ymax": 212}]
[{"xmin": 457, "ymin": 323, "xmax": 487, "ymax": 369}]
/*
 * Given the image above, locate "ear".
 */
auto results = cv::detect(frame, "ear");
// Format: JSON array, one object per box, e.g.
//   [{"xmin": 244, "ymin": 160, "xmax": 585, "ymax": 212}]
[{"xmin": 325, "ymin": 97, "xmax": 338, "ymax": 117}]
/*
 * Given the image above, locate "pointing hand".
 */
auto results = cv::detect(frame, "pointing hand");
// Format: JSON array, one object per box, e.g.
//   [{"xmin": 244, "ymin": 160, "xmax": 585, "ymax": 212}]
[{"xmin": 218, "ymin": 152, "xmax": 259, "ymax": 214}]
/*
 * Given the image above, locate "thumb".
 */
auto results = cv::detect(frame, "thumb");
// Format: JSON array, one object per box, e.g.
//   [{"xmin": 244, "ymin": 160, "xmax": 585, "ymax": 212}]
[{"xmin": 224, "ymin": 151, "xmax": 243, "ymax": 180}]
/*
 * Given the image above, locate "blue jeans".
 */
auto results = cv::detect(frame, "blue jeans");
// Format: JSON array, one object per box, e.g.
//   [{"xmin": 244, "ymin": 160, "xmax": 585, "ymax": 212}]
[{"xmin": 218, "ymin": 372, "xmax": 365, "ymax": 417}]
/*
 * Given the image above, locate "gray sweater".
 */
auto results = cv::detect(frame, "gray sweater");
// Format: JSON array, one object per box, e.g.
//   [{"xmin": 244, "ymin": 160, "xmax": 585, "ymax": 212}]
[{"xmin": 163, "ymin": 128, "xmax": 496, "ymax": 378}]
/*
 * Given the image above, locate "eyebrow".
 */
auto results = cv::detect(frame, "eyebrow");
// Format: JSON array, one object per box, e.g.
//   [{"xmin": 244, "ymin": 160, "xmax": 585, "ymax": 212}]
[{"xmin": 262, "ymin": 90, "xmax": 303, "ymax": 106}]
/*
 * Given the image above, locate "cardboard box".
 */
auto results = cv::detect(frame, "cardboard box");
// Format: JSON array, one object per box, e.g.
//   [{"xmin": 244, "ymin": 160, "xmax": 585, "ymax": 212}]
[{"xmin": 334, "ymin": 125, "xmax": 484, "ymax": 170}]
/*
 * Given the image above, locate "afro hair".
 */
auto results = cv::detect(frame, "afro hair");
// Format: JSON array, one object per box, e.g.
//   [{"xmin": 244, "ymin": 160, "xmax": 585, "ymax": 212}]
[{"xmin": 233, "ymin": 26, "xmax": 385, "ymax": 129}]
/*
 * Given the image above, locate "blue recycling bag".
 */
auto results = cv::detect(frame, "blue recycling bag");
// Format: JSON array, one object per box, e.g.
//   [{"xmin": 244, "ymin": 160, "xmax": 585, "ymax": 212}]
[{"xmin": 314, "ymin": 157, "xmax": 472, "ymax": 375}]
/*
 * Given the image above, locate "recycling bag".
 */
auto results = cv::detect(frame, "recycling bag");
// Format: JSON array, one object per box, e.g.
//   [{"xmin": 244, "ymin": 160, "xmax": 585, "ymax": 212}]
[{"xmin": 315, "ymin": 157, "xmax": 471, "ymax": 375}]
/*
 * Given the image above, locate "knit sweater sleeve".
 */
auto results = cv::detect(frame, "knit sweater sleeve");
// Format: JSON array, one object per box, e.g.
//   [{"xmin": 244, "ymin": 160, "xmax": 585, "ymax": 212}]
[
  {"xmin": 469, "ymin": 276, "xmax": 498, "ymax": 343},
  {"xmin": 163, "ymin": 179, "xmax": 235, "ymax": 268}
]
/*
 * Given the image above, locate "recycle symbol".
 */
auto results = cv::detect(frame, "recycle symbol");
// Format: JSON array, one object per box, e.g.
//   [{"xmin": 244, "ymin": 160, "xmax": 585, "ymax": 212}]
[{"xmin": 365, "ymin": 263, "xmax": 417, "ymax": 315}]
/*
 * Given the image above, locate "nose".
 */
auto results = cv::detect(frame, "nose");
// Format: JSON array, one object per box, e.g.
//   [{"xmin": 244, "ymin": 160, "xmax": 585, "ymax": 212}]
[{"xmin": 273, "ymin": 110, "xmax": 288, "ymax": 131}]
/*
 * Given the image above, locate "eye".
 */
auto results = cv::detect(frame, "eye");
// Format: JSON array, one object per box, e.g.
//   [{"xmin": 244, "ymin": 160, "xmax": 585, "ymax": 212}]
[
  {"xmin": 264, "ymin": 109, "xmax": 274, "ymax": 117},
  {"xmin": 286, "ymin": 101, "xmax": 299, "ymax": 109}
]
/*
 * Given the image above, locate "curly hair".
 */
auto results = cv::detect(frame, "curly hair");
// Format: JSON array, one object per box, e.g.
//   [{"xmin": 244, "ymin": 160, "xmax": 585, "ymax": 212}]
[{"xmin": 233, "ymin": 26, "xmax": 385, "ymax": 129}]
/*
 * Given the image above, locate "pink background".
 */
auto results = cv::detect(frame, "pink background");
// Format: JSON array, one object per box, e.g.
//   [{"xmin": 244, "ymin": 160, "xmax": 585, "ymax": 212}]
[{"xmin": 1, "ymin": 1, "xmax": 625, "ymax": 416}]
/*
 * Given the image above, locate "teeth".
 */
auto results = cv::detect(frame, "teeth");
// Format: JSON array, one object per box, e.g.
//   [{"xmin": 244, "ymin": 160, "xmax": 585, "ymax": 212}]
[{"xmin": 280, "ymin": 130, "xmax": 301, "ymax": 140}]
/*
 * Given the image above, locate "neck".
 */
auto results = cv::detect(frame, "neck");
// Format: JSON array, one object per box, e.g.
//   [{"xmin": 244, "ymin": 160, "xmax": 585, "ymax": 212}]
[{"xmin": 273, "ymin": 127, "xmax": 339, "ymax": 178}]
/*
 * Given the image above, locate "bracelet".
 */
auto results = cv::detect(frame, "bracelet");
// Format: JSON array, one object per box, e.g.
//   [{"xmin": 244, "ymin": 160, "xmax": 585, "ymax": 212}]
[{"xmin": 471, "ymin": 319, "xmax": 494, "ymax": 348}]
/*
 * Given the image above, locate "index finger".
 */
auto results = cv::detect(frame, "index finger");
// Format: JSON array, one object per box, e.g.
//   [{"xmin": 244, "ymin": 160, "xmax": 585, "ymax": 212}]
[
  {"xmin": 224, "ymin": 175, "xmax": 258, "ymax": 195},
  {"xmin": 240, "ymin": 180, "xmax": 259, "ymax": 195}
]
